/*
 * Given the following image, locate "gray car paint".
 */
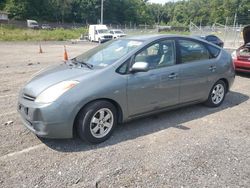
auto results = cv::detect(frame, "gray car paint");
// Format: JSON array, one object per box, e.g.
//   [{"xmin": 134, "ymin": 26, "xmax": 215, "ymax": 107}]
[{"xmin": 17, "ymin": 35, "xmax": 235, "ymax": 139}]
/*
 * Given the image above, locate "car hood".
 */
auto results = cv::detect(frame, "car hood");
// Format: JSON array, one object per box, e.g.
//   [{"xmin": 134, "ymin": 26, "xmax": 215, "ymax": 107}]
[
  {"xmin": 22, "ymin": 63, "xmax": 93, "ymax": 97},
  {"xmin": 243, "ymin": 25, "xmax": 250, "ymax": 45}
]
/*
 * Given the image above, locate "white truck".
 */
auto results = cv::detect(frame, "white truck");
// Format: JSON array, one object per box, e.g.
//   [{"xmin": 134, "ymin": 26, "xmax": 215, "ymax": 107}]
[
  {"xmin": 88, "ymin": 25, "xmax": 113, "ymax": 43},
  {"xmin": 27, "ymin": 19, "xmax": 39, "ymax": 29}
]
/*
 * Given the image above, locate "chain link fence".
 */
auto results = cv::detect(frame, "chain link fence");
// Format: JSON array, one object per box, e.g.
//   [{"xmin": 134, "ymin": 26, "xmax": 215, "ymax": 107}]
[
  {"xmin": 2, "ymin": 20, "xmax": 244, "ymax": 49},
  {"xmin": 190, "ymin": 22, "xmax": 244, "ymax": 49}
]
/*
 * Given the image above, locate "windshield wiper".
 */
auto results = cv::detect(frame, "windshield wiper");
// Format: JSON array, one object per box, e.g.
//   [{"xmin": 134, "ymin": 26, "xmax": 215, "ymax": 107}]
[{"xmin": 71, "ymin": 58, "xmax": 93, "ymax": 69}]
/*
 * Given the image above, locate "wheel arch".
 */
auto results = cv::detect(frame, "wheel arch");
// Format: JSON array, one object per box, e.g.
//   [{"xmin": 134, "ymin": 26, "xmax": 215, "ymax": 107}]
[
  {"xmin": 73, "ymin": 98, "xmax": 123, "ymax": 136},
  {"xmin": 219, "ymin": 78, "xmax": 229, "ymax": 93}
]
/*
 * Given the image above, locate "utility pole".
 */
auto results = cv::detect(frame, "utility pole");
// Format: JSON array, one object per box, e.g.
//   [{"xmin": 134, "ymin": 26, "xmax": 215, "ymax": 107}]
[
  {"xmin": 101, "ymin": 0, "xmax": 104, "ymax": 24},
  {"xmin": 233, "ymin": 0, "xmax": 241, "ymax": 30},
  {"xmin": 233, "ymin": 12, "xmax": 237, "ymax": 30}
]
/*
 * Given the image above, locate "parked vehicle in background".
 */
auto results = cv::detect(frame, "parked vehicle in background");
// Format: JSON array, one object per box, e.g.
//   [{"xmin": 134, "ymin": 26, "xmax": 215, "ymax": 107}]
[
  {"xmin": 88, "ymin": 24, "xmax": 113, "ymax": 43},
  {"xmin": 232, "ymin": 25, "xmax": 250, "ymax": 73},
  {"xmin": 18, "ymin": 35, "xmax": 235, "ymax": 143},
  {"xmin": 109, "ymin": 29, "xmax": 126, "ymax": 39},
  {"xmin": 41, "ymin": 24, "xmax": 52, "ymax": 30},
  {"xmin": 198, "ymin": 35, "xmax": 224, "ymax": 48},
  {"xmin": 27, "ymin": 19, "xmax": 39, "ymax": 29}
]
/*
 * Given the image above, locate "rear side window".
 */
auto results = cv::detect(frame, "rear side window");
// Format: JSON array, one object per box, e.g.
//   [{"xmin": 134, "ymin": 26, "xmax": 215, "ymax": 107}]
[
  {"xmin": 179, "ymin": 39, "xmax": 210, "ymax": 63},
  {"xmin": 207, "ymin": 45, "xmax": 221, "ymax": 58}
]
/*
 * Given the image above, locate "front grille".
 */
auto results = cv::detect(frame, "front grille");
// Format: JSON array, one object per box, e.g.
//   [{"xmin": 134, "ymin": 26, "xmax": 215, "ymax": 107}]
[
  {"xmin": 23, "ymin": 93, "xmax": 36, "ymax": 101},
  {"xmin": 104, "ymin": 35, "xmax": 112, "ymax": 39}
]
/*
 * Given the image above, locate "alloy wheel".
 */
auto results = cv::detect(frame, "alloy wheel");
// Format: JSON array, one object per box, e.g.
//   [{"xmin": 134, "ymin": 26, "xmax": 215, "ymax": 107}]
[
  {"xmin": 211, "ymin": 83, "xmax": 225, "ymax": 104},
  {"xmin": 90, "ymin": 108, "xmax": 114, "ymax": 138}
]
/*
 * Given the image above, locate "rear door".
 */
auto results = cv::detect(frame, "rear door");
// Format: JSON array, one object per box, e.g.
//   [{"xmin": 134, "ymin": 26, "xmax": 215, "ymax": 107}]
[{"xmin": 177, "ymin": 39, "xmax": 217, "ymax": 103}]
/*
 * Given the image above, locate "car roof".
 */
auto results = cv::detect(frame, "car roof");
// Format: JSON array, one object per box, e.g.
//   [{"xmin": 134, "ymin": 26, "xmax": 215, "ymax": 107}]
[{"xmin": 125, "ymin": 34, "xmax": 204, "ymax": 42}]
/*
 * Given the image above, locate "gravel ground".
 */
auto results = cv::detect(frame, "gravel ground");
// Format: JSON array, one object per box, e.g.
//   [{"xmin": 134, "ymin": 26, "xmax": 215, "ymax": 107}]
[{"xmin": 0, "ymin": 41, "xmax": 249, "ymax": 188}]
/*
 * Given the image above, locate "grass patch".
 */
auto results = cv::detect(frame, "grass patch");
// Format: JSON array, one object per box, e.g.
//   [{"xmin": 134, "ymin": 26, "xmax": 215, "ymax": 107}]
[{"xmin": 0, "ymin": 25, "xmax": 87, "ymax": 41}]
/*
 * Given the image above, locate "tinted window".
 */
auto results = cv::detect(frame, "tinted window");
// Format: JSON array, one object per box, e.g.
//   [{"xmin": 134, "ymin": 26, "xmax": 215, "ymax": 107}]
[
  {"xmin": 134, "ymin": 40, "xmax": 176, "ymax": 69},
  {"xmin": 179, "ymin": 39, "xmax": 210, "ymax": 63},
  {"xmin": 207, "ymin": 44, "xmax": 220, "ymax": 58}
]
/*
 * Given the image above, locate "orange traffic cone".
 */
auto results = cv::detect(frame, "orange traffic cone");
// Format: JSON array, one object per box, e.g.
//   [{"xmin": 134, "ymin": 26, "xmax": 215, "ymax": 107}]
[
  {"xmin": 39, "ymin": 43, "xmax": 43, "ymax": 53},
  {"xmin": 64, "ymin": 45, "xmax": 68, "ymax": 61}
]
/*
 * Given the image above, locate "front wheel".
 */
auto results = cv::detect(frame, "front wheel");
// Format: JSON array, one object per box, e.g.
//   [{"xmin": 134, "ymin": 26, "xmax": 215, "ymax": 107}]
[
  {"xmin": 76, "ymin": 101, "xmax": 117, "ymax": 143},
  {"xmin": 205, "ymin": 80, "xmax": 226, "ymax": 107}
]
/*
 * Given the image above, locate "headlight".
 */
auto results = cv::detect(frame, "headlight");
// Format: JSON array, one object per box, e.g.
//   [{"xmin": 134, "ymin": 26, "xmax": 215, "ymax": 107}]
[
  {"xmin": 35, "ymin": 80, "xmax": 79, "ymax": 103},
  {"xmin": 231, "ymin": 51, "xmax": 237, "ymax": 60}
]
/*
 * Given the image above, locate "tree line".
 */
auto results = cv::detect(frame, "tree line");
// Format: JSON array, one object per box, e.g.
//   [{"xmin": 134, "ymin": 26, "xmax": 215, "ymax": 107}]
[{"xmin": 0, "ymin": 0, "xmax": 249, "ymax": 26}]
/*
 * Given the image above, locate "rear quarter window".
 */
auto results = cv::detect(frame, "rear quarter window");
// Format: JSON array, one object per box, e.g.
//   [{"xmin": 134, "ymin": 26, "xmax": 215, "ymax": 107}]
[{"xmin": 207, "ymin": 44, "xmax": 221, "ymax": 58}]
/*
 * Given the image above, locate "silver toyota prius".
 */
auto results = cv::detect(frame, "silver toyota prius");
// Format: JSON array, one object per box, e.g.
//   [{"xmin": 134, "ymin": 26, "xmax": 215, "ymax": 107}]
[{"xmin": 18, "ymin": 35, "xmax": 235, "ymax": 143}]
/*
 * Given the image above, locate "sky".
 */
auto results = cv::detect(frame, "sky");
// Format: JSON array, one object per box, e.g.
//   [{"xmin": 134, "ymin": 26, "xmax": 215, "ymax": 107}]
[{"xmin": 148, "ymin": 0, "xmax": 179, "ymax": 4}]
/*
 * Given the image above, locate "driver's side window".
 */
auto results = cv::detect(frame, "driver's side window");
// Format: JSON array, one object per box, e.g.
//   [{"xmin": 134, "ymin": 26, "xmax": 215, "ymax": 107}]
[{"xmin": 134, "ymin": 39, "xmax": 176, "ymax": 70}]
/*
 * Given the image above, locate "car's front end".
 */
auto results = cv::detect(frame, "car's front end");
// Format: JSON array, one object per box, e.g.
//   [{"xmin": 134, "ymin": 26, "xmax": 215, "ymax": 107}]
[
  {"xmin": 17, "ymin": 64, "xmax": 93, "ymax": 138},
  {"xmin": 18, "ymin": 92, "xmax": 74, "ymax": 138},
  {"xmin": 99, "ymin": 34, "xmax": 113, "ymax": 42}
]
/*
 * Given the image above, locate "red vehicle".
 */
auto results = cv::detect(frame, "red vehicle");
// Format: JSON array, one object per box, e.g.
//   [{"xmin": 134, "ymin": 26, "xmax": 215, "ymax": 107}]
[{"xmin": 232, "ymin": 26, "xmax": 250, "ymax": 73}]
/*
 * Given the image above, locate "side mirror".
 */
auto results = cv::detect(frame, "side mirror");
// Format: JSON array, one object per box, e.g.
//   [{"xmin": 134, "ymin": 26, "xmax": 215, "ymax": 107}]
[{"xmin": 130, "ymin": 62, "xmax": 149, "ymax": 73}]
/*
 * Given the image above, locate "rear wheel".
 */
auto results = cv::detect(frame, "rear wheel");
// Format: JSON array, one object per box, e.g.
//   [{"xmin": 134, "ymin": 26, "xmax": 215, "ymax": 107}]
[
  {"xmin": 76, "ymin": 101, "xmax": 117, "ymax": 143},
  {"xmin": 205, "ymin": 80, "xmax": 226, "ymax": 107}
]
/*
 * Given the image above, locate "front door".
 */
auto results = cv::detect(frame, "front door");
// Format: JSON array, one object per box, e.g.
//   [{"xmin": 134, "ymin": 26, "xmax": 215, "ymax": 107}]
[{"xmin": 127, "ymin": 39, "xmax": 179, "ymax": 116}]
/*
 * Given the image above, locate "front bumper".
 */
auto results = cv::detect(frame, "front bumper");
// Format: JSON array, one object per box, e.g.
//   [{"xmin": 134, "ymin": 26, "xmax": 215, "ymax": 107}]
[
  {"xmin": 100, "ymin": 38, "xmax": 112, "ymax": 43},
  {"xmin": 17, "ymin": 97, "xmax": 74, "ymax": 139},
  {"xmin": 234, "ymin": 59, "xmax": 250, "ymax": 73}
]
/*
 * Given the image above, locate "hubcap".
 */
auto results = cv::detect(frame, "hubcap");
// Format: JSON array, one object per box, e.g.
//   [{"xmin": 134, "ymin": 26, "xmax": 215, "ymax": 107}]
[
  {"xmin": 211, "ymin": 83, "xmax": 225, "ymax": 104},
  {"xmin": 90, "ymin": 108, "xmax": 114, "ymax": 138}
]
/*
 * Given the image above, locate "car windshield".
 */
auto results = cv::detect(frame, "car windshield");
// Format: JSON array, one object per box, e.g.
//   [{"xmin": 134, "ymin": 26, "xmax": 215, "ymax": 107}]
[
  {"xmin": 98, "ymin": 29, "xmax": 109, "ymax": 34},
  {"xmin": 115, "ymin": 31, "xmax": 123, "ymax": 34},
  {"xmin": 75, "ymin": 39, "xmax": 143, "ymax": 68}
]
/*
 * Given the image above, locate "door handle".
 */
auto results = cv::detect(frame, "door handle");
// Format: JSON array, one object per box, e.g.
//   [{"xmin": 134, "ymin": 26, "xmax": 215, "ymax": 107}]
[
  {"xmin": 168, "ymin": 73, "xmax": 178, "ymax": 79},
  {"xmin": 209, "ymin": 66, "xmax": 216, "ymax": 72}
]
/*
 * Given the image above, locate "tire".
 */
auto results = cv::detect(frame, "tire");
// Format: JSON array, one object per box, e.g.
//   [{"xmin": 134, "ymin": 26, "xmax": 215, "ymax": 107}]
[
  {"xmin": 76, "ymin": 101, "xmax": 117, "ymax": 143},
  {"xmin": 98, "ymin": 38, "xmax": 102, "ymax": 44},
  {"xmin": 205, "ymin": 80, "xmax": 226, "ymax": 107}
]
